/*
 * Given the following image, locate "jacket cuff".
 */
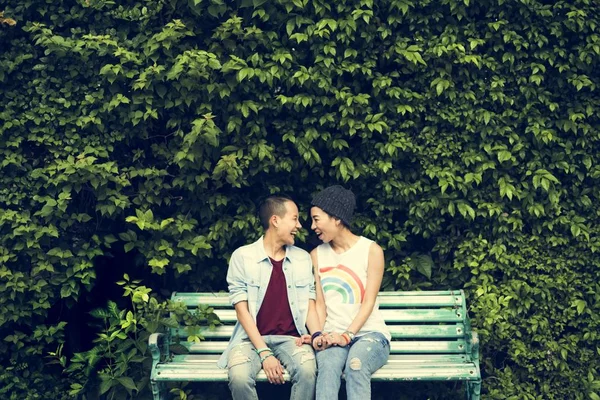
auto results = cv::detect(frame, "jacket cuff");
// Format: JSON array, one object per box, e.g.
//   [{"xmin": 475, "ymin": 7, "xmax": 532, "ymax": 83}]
[{"xmin": 230, "ymin": 291, "xmax": 248, "ymax": 305}]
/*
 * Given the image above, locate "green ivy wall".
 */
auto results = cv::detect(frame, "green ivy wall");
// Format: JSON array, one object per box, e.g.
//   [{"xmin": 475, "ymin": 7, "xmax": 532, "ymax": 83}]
[{"xmin": 1, "ymin": 0, "xmax": 599, "ymax": 398}]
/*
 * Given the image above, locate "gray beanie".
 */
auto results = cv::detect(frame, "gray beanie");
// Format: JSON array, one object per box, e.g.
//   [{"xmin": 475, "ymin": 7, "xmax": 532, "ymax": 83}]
[{"xmin": 311, "ymin": 185, "xmax": 356, "ymax": 226}]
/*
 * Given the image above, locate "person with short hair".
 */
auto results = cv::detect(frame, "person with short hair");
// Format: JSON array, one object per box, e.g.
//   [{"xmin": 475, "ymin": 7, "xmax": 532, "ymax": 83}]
[
  {"xmin": 217, "ymin": 196, "xmax": 320, "ymax": 400},
  {"xmin": 308, "ymin": 185, "xmax": 391, "ymax": 400}
]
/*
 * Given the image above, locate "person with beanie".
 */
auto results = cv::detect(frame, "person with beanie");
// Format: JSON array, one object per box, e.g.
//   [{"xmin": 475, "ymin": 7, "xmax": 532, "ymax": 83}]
[{"xmin": 308, "ymin": 185, "xmax": 391, "ymax": 400}]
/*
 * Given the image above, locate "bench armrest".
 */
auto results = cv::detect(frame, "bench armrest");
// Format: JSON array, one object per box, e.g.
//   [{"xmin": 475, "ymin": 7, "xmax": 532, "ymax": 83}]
[{"xmin": 149, "ymin": 332, "xmax": 170, "ymax": 372}]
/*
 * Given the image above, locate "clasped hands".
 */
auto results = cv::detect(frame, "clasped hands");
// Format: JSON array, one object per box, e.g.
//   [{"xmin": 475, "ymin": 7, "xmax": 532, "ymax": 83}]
[{"xmin": 294, "ymin": 332, "xmax": 347, "ymax": 351}]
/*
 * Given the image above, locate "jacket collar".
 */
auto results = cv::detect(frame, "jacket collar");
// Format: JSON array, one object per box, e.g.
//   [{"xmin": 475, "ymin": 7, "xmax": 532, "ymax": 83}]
[{"xmin": 253, "ymin": 236, "xmax": 291, "ymax": 263}]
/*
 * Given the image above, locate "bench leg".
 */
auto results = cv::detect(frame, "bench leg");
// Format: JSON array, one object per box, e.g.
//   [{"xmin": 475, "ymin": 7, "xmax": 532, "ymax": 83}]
[
  {"xmin": 151, "ymin": 380, "xmax": 167, "ymax": 400},
  {"xmin": 466, "ymin": 380, "xmax": 481, "ymax": 400}
]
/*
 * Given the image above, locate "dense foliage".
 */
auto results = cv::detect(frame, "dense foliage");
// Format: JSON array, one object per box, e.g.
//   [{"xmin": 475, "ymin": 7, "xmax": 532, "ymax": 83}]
[{"xmin": 1, "ymin": 0, "xmax": 600, "ymax": 398}]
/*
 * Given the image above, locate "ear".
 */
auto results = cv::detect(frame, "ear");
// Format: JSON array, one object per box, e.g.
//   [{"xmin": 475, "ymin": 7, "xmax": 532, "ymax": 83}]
[{"xmin": 270, "ymin": 214, "xmax": 279, "ymax": 228}]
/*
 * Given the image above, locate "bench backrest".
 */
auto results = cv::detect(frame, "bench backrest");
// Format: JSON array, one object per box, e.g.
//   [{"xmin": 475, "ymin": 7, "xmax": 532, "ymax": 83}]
[{"xmin": 169, "ymin": 290, "xmax": 475, "ymax": 359}]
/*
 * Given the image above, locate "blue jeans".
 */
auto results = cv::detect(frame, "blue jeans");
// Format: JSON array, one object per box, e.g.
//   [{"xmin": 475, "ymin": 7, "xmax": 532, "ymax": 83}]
[
  {"xmin": 315, "ymin": 332, "xmax": 390, "ymax": 400},
  {"xmin": 227, "ymin": 335, "xmax": 316, "ymax": 400}
]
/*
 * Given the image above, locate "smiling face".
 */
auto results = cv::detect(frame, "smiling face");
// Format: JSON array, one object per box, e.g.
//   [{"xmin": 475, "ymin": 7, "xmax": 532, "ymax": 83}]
[
  {"xmin": 310, "ymin": 206, "xmax": 342, "ymax": 243},
  {"xmin": 273, "ymin": 201, "xmax": 302, "ymax": 246}
]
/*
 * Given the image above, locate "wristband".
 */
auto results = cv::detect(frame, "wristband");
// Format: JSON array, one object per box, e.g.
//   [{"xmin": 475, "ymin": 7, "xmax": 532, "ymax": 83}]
[
  {"xmin": 254, "ymin": 347, "xmax": 270, "ymax": 354},
  {"xmin": 260, "ymin": 352, "xmax": 274, "ymax": 363},
  {"xmin": 311, "ymin": 331, "xmax": 323, "ymax": 341},
  {"xmin": 341, "ymin": 333, "xmax": 351, "ymax": 346}
]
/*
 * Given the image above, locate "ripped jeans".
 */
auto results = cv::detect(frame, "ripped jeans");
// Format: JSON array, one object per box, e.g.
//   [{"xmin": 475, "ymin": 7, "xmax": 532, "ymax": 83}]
[
  {"xmin": 315, "ymin": 332, "xmax": 390, "ymax": 400},
  {"xmin": 227, "ymin": 335, "xmax": 316, "ymax": 400}
]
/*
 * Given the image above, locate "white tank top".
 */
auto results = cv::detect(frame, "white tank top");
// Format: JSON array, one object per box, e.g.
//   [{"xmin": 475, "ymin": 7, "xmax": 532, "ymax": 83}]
[{"xmin": 317, "ymin": 236, "xmax": 391, "ymax": 340}]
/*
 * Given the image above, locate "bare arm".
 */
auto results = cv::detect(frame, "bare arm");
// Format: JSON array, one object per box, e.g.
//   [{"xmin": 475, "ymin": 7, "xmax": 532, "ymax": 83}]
[
  {"xmin": 296, "ymin": 253, "xmax": 325, "ymax": 346},
  {"xmin": 234, "ymin": 301, "xmax": 268, "ymax": 350},
  {"xmin": 346, "ymin": 242, "xmax": 384, "ymax": 334},
  {"xmin": 310, "ymin": 249, "xmax": 327, "ymax": 329},
  {"xmin": 346, "ymin": 242, "xmax": 385, "ymax": 335},
  {"xmin": 234, "ymin": 301, "xmax": 285, "ymax": 384},
  {"xmin": 305, "ymin": 299, "xmax": 321, "ymax": 334}
]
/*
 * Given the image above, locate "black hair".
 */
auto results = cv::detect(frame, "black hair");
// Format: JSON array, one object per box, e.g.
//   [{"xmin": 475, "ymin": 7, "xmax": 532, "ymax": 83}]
[{"xmin": 259, "ymin": 196, "xmax": 293, "ymax": 230}]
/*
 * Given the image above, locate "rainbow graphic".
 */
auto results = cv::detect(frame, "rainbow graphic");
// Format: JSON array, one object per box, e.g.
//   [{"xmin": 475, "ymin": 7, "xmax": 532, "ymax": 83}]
[{"xmin": 320, "ymin": 264, "xmax": 365, "ymax": 304}]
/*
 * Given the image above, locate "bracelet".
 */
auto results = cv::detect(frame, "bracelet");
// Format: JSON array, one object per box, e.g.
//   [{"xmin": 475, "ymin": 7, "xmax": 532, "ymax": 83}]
[
  {"xmin": 311, "ymin": 331, "xmax": 322, "ymax": 341},
  {"xmin": 254, "ymin": 347, "xmax": 270, "ymax": 354},
  {"xmin": 341, "ymin": 333, "xmax": 351, "ymax": 346},
  {"xmin": 260, "ymin": 352, "xmax": 274, "ymax": 363}
]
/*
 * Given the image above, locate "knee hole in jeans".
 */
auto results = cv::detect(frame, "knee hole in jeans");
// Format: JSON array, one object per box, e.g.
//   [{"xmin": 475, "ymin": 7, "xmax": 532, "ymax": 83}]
[
  {"xmin": 349, "ymin": 357, "xmax": 362, "ymax": 371},
  {"xmin": 228, "ymin": 351, "xmax": 251, "ymax": 368}
]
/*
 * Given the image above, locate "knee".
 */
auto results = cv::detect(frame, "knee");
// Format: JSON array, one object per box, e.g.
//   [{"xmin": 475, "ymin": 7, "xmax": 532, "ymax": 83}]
[
  {"xmin": 228, "ymin": 368, "xmax": 254, "ymax": 391},
  {"xmin": 228, "ymin": 354, "xmax": 254, "ymax": 390},
  {"xmin": 345, "ymin": 357, "xmax": 369, "ymax": 378},
  {"xmin": 317, "ymin": 350, "xmax": 344, "ymax": 372},
  {"xmin": 295, "ymin": 358, "xmax": 316, "ymax": 383}
]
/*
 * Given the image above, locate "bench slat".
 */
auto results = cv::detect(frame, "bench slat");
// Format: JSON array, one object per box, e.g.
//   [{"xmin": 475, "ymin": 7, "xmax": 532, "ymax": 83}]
[
  {"xmin": 171, "ymin": 292, "xmax": 464, "ymax": 308},
  {"xmin": 177, "ymin": 339, "xmax": 469, "ymax": 354},
  {"xmin": 167, "ymin": 354, "xmax": 470, "ymax": 364},
  {"xmin": 154, "ymin": 361, "xmax": 478, "ymax": 382},
  {"xmin": 209, "ymin": 309, "xmax": 463, "ymax": 323},
  {"xmin": 171, "ymin": 324, "xmax": 466, "ymax": 339}
]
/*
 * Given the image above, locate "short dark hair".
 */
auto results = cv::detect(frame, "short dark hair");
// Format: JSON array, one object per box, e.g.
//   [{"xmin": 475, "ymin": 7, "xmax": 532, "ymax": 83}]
[{"xmin": 259, "ymin": 196, "xmax": 292, "ymax": 230}]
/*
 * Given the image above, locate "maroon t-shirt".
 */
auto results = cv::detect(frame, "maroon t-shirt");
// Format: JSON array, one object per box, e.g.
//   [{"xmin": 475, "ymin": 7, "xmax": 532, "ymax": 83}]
[{"xmin": 255, "ymin": 258, "xmax": 299, "ymax": 337}]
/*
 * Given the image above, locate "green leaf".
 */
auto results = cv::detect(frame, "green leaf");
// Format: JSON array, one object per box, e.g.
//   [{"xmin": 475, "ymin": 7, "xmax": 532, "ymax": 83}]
[
  {"xmin": 409, "ymin": 254, "xmax": 433, "ymax": 279},
  {"xmin": 155, "ymin": 84, "xmax": 167, "ymax": 98},
  {"xmin": 497, "ymin": 151, "xmax": 512, "ymax": 162},
  {"xmin": 286, "ymin": 19, "xmax": 295, "ymax": 36},
  {"xmin": 99, "ymin": 378, "xmax": 115, "ymax": 395}
]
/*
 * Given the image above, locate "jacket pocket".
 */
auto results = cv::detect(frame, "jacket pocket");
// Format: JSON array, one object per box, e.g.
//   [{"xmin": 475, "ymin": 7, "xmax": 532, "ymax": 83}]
[
  {"xmin": 293, "ymin": 277, "xmax": 312, "ymax": 320},
  {"xmin": 246, "ymin": 280, "xmax": 261, "ymax": 315}
]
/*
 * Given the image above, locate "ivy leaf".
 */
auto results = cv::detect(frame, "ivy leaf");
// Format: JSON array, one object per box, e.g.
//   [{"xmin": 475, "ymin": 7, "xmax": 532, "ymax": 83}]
[
  {"xmin": 117, "ymin": 376, "xmax": 137, "ymax": 392},
  {"xmin": 408, "ymin": 254, "xmax": 433, "ymax": 280}
]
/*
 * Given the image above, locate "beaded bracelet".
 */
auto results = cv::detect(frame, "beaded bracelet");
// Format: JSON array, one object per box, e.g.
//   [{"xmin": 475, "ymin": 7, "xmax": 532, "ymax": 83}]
[
  {"xmin": 254, "ymin": 347, "xmax": 270, "ymax": 355},
  {"xmin": 260, "ymin": 352, "xmax": 274, "ymax": 363}
]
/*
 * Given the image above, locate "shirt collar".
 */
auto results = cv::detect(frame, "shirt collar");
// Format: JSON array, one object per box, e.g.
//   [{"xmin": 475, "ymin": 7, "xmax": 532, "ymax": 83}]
[{"xmin": 254, "ymin": 236, "xmax": 291, "ymax": 263}]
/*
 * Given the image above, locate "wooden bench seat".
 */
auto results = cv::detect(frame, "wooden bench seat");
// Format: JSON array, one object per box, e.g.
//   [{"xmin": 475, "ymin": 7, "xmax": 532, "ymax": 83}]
[{"xmin": 149, "ymin": 290, "xmax": 481, "ymax": 399}]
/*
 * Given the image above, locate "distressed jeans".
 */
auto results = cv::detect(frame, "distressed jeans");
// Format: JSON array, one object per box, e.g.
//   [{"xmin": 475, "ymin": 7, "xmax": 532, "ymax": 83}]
[
  {"xmin": 227, "ymin": 335, "xmax": 316, "ymax": 400},
  {"xmin": 315, "ymin": 332, "xmax": 390, "ymax": 400}
]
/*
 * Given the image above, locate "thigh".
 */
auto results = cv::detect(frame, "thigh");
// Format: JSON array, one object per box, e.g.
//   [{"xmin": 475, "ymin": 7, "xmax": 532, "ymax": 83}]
[
  {"xmin": 271, "ymin": 338, "xmax": 315, "ymax": 371},
  {"xmin": 316, "ymin": 345, "xmax": 349, "ymax": 372},
  {"xmin": 227, "ymin": 341, "xmax": 262, "ymax": 379},
  {"xmin": 345, "ymin": 332, "xmax": 390, "ymax": 373}
]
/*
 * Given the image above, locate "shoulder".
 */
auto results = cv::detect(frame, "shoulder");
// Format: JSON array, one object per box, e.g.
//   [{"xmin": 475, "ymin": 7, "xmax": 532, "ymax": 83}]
[
  {"xmin": 231, "ymin": 243, "xmax": 252, "ymax": 258},
  {"xmin": 310, "ymin": 243, "xmax": 329, "ymax": 258},
  {"xmin": 312, "ymin": 243, "xmax": 329, "ymax": 253},
  {"xmin": 309, "ymin": 245, "xmax": 324, "ymax": 264},
  {"xmin": 230, "ymin": 240, "xmax": 260, "ymax": 262},
  {"xmin": 287, "ymin": 245, "xmax": 311, "ymax": 261},
  {"xmin": 367, "ymin": 241, "xmax": 384, "ymax": 266},
  {"xmin": 364, "ymin": 238, "xmax": 383, "ymax": 257}
]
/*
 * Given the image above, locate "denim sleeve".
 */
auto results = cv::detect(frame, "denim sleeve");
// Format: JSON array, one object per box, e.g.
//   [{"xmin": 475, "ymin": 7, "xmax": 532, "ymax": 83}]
[
  {"xmin": 308, "ymin": 254, "xmax": 316, "ymax": 301},
  {"xmin": 227, "ymin": 250, "xmax": 247, "ymax": 305}
]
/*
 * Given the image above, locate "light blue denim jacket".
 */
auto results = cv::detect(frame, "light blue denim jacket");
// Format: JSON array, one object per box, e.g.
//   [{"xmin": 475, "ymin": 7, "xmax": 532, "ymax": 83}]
[{"xmin": 217, "ymin": 236, "xmax": 316, "ymax": 368}]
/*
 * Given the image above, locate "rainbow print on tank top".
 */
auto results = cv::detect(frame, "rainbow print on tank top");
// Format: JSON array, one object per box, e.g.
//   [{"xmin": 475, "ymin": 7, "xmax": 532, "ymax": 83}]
[{"xmin": 320, "ymin": 264, "xmax": 365, "ymax": 304}]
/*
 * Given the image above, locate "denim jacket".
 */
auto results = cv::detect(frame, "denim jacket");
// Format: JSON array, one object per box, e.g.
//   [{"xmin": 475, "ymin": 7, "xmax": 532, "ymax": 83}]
[{"xmin": 217, "ymin": 236, "xmax": 316, "ymax": 368}]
